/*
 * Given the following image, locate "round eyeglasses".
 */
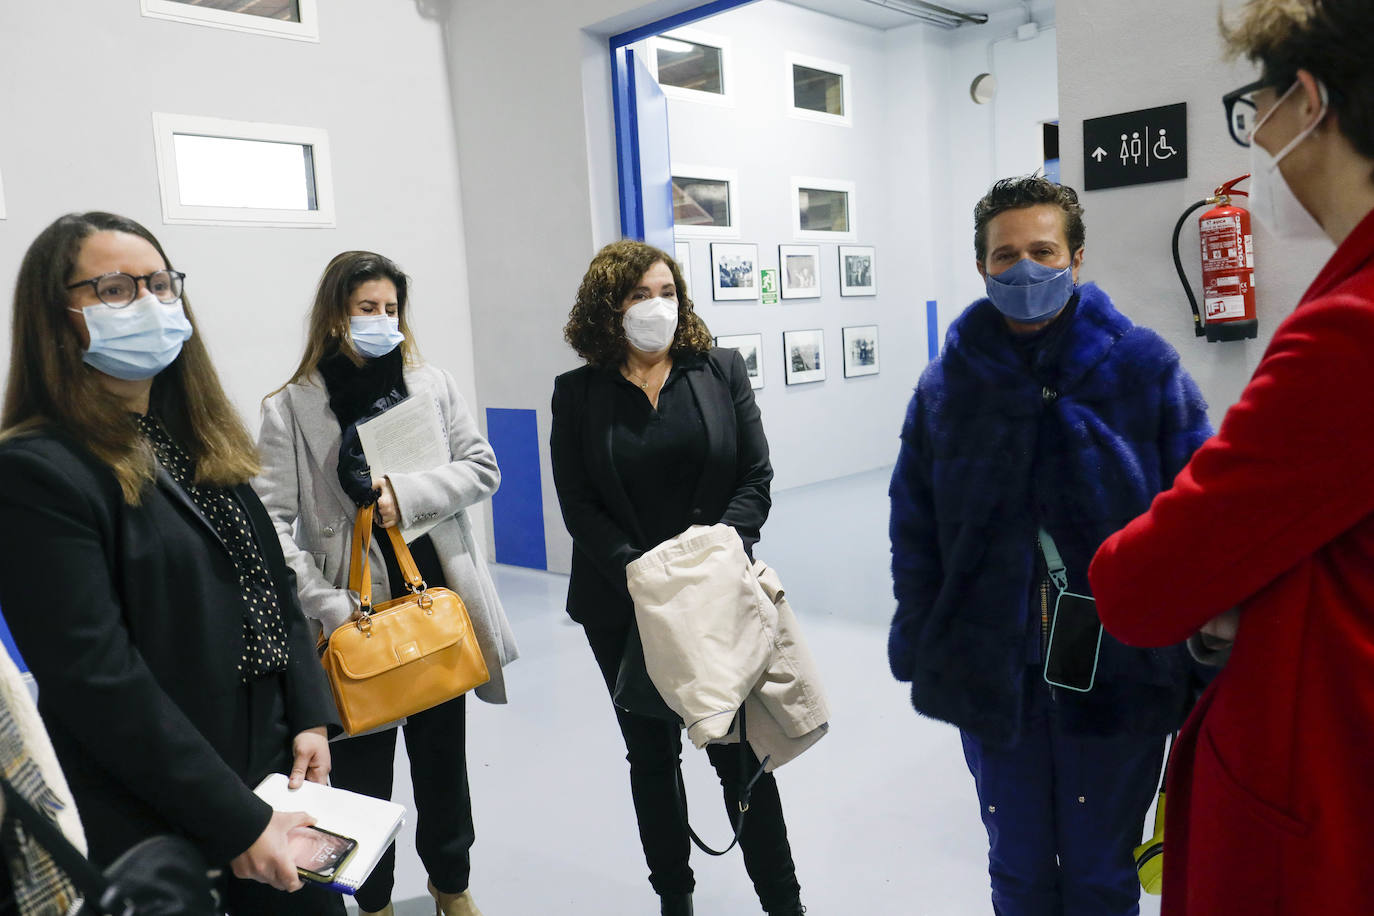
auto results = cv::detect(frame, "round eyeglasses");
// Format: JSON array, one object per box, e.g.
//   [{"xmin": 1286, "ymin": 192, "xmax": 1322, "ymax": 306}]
[
  {"xmin": 1222, "ymin": 78, "xmax": 1268, "ymax": 148},
  {"xmin": 65, "ymin": 270, "xmax": 186, "ymax": 308}
]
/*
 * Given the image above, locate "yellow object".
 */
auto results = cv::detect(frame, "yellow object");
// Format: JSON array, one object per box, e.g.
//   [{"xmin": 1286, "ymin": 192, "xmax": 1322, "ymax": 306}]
[
  {"xmin": 428, "ymin": 880, "xmax": 484, "ymax": 916},
  {"xmin": 1133, "ymin": 790, "xmax": 1166, "ymax": 895},
  {"xmin": 320, "ymin": 505, "xmax": 490, "ymax": 735}
]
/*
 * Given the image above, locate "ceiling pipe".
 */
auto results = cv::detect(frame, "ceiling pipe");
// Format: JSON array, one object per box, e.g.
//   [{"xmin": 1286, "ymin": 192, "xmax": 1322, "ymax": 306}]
[{"xmin": 856, "ymin": 0, "xmax": 990, "ymax": 29}]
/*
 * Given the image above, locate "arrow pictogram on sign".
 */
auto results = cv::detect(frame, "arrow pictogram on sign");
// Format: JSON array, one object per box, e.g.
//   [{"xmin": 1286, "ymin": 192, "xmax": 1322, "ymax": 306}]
[{"xmin": 1091, "ymin": 147, "xmax": 1108, "ymax": 162}]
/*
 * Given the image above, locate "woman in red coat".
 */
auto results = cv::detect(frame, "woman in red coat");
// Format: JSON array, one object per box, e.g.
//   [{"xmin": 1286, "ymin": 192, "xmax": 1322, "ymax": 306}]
[{"xmin": 1088, "ymin": 2, "xmax": 1374, "ymax": 913}]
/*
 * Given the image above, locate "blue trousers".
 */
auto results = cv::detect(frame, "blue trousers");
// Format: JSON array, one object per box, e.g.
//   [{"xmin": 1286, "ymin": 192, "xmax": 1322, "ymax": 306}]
[{"xmin": 960, "ymin": 674, "xmax": 1164, "ymax": 916}]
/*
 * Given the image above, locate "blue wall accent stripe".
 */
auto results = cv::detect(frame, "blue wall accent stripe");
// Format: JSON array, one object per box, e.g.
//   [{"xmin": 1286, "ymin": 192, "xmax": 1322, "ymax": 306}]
[
  {"xmin": 485, "ymin": 408, "xmax": 548, "ymax": 570},
  {"xmin": 927, "ymin": 300, "xmax": 939, "ymax": 361}
]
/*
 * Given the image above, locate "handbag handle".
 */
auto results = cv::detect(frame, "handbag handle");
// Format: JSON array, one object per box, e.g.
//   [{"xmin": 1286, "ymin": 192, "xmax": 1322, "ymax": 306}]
[{"xmin": 347, "ymin": 503, "xmax": 426, "ymax": 612}]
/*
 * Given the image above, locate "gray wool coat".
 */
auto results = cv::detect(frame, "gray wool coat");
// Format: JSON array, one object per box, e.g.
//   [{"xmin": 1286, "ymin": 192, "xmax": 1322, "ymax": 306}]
[{"xmin": 254, "ymin": 362, "xmax": 518, "ymax": 705}]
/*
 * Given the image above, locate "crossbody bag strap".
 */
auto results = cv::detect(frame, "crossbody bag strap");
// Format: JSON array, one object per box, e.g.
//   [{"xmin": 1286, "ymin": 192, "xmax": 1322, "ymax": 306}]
[
  {"xmin": 1038, "ymin": 527, "xmax": 1069, "ymax": 593},
  {"xmin": 0, "ymin": 776, "xmax": 109, "ymax": 911},
  {"xmin": 672, "ymin": 705, "xmax": 771, "ymax": 857}
]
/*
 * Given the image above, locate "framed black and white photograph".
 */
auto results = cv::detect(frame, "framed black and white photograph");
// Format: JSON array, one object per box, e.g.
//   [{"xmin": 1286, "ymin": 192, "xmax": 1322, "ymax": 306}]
[
  {"xmin": 778, "ymin": 244, "xmax": 820, "ymax": 299},
  {"xmin": 783, "ymin": 328, "xmax": 826, "ymax": 385},
  {"xmin": 711, "ymin": 242, "xmax": 759, "ymax": 301},
  {"xmin": 715, "ymin": 333, "xmax": 764, "ymax": 389},
  {"xmin": 839, "ymin": 245, "xmax": 876, "ymax": 296},
  {"xmin": 842, "ymin": 325, "xmax": 880, "ymax": 378},
  {"xmin": 674, "ymin": 241, "xmax": 693, "ymax": 295}
]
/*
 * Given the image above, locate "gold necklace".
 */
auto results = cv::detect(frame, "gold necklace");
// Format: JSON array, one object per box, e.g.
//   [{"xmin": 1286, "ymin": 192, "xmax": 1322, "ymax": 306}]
[{"xmin": 624, "ymin": 361, "xmax": 668, "ymax": 390}]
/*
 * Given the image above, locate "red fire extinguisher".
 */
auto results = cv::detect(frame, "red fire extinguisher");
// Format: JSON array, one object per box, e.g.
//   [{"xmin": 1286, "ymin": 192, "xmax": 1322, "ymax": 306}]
[{"xmin": 1172, "ymin": 175, "xmax": 1257, "ymax": 342}]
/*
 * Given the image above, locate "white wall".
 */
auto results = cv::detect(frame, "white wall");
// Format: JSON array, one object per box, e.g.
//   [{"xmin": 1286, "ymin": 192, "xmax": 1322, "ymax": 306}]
[
  {"xmin": 641, "ymin": 0, "xmax": 913, "ymax": 491},
  {"xmin": 446, "ymin": 0, "xmax": 1062, "ymax": 573},
  {"xmin": 1057, "ymin": 0, "xmax": 1334, "ymax": 415},
  {"xmin": 0, "ymin": 1, "xmax": 479, "ymax": 442}
]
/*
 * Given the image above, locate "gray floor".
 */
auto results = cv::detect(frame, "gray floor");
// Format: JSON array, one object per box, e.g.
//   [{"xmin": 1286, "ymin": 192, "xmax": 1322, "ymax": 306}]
[{"xmin": 354, "ymin": 467, "xmax": 1162, "ymax": 915}]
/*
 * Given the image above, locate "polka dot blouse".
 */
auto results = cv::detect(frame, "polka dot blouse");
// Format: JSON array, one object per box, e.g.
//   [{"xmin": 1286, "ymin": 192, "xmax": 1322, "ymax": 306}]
[{"xmin": 135, "ymin": 415, "xmax": 289, "ymax": 682}]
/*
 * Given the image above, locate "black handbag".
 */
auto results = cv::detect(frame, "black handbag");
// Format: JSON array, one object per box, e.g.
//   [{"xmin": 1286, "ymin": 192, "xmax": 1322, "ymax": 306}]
[
  {"xmin": 0, "ymin": 778, "xmax": 219, "ymax": 916},
  {"xmin": 612, "ymin": 622, "xmax": 684, "ymax": 724}
]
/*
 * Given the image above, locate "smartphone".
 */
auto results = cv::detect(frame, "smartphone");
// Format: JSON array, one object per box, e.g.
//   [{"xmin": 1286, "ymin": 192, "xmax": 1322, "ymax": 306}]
[
  {"xmin": 288, "ymin": 825, "xmax": 358, "ymax": 883},
  {"xmin": 1042, "ymin": 591, "xmax": 1104, "ymax": 693}
]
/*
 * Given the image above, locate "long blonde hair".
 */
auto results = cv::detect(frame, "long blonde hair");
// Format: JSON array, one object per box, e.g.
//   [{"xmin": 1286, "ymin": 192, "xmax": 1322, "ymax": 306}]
[
  {"xmin": 2, "ymin": 212, "xmax": 260, "ymax": 504},
  {"xmin": 274, "ymin": 251, "xmax": 419, "ymax": 394}
]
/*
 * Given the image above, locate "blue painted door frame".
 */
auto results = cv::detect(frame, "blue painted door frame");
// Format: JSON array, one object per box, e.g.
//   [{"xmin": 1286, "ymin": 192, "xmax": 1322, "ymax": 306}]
[{"xmin": 609, "ymin": 0, "xmax": 759, "ymax": 243}]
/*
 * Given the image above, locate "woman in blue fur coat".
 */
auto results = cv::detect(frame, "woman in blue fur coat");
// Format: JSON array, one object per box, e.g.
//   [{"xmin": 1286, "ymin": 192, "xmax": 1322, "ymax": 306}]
[{"xmin": 888, "ymin": 176, "xmax": 1211, "ymax": 916}]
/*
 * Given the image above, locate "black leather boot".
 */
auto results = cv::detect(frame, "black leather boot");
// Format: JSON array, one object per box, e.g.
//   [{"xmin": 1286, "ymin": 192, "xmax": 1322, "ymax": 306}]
[
  {"xmin": 659, "ymin": 893, "xmax": 693, "ymax": 916},
  {"xmin": 765, "ymin": 905, "xmax": 806, "ymax": 915}
]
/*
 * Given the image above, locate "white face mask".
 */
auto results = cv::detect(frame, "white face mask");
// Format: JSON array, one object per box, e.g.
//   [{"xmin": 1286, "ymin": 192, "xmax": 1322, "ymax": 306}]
[
  {"xmin": 1248, "ymin": 80, "xmax": 1329, "ymax": 242},
  {"xmin": 623, "ymin": 296, "xmax": 679, "ymax": 353}
]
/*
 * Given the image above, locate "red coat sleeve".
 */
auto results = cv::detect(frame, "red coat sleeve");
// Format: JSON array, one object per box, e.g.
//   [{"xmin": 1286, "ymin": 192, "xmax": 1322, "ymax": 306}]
[{"xmin": 1090, "ymin": 294, "xmax": 1374, "ymax": 646}]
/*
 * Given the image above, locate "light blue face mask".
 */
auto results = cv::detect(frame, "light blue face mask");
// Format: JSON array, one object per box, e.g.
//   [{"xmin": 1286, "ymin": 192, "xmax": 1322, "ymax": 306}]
[
  {"xmin": 984, "ymin": 258, "xmax": 1076, "ymax": 324},
  {"xmin": 70, "ymin": 294, "xmax": 194, "ymax": 381},
  {"xmin": 350, "ymin": 315, "xmax": 405, "ymax": 358}
]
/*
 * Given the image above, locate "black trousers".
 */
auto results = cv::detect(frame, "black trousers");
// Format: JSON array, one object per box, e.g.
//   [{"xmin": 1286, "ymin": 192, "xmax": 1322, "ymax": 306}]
[
  {"xmin": 585, "ymin": 624, "xmax": 802, "ymax": 912},
  {"xmin": 327, "ymin": 694, "xmax": 473, "ymax": 913}
]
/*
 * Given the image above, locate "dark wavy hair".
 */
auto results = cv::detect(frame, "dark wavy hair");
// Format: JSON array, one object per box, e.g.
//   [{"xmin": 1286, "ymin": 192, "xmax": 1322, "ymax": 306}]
[
  {"xmin": 973, "ymin": 175, "xmax": 1086, "ymax": 265},
  {"xmin": 565, "ymin": 240, "xmax": 712, "ymax": 366}
]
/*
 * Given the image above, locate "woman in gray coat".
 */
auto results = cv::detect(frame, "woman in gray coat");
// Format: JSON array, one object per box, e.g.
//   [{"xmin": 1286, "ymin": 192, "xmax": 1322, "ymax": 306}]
[{"xmin": 255, "ymin": 251, "xmax": 517, "ymax": 916}]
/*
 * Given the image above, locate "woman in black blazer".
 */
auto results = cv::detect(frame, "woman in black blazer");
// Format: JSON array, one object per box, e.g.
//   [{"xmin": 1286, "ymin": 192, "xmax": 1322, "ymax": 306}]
[
  {"xmin": 0, "ymin": 212, "xmax": 342, "ymax": 915},
  {"xmin": 551, "ymin": 240, "xmax": 804, "ymax": 916}
]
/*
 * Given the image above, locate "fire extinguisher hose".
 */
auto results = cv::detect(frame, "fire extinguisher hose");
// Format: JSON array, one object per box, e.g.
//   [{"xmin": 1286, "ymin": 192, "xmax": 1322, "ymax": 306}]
[{"xmin": 1173, "ymin": 199, "xmax": 1214, "ymax": 337}]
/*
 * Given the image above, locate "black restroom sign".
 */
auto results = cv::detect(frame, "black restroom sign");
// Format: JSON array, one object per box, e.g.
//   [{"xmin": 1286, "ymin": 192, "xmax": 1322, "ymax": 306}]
[{"xmin": 1083, "ymin": 103, "xmax": 1188, "ymax": 191}]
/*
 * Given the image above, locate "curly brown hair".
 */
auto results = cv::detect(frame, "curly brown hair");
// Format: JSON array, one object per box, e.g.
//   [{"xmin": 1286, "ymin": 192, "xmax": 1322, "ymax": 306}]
[{"xmin": 565, "ymin": 240, "xmax": 712, "ymax": 366}]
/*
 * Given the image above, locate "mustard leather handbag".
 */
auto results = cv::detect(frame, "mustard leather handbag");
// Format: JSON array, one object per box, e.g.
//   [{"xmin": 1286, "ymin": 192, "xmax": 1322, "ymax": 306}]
[{"xmin": 321, "ymin": 504, "xmax": 489, "ymax": 735}]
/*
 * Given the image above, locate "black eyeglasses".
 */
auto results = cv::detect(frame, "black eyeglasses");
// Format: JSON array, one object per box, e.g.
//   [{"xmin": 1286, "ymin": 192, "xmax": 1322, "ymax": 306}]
[
  {"xmin": 1222, "ymin": 78, "xmax": 1269, "ymax": 148},
  {"xmin": 65, "ymin": 270, "xmax": 186, "ymax": 308}
]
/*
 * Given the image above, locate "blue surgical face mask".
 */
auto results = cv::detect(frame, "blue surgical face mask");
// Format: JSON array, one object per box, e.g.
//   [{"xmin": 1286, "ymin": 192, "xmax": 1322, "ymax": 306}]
[
  {"xmin": 350, "ymin": 315, "xmax": 405, "ymax": 358},
  {"xmin": 983, "ymin": 257, "xmax": 1076, "ymax": 324},
  {"xmin": 69, "ymin": 293, "xmax": 194, "ymax": 380}
]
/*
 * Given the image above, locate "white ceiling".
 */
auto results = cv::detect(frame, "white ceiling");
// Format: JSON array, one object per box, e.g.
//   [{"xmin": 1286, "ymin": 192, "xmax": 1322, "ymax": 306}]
[{"xmin": 781, "ymin": 0, "xmax": 1044, "ymax": 31}]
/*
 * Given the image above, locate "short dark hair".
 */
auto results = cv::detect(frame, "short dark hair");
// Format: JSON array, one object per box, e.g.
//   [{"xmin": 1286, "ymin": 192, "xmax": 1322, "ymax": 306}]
[
  {"xmin": 564, "ymin": 240, "xmax": 712, "ymax": 367},
  {"xmin": 1222, "ymin": 0, "xmax": 1374, "ymax": 170},
  {"xmin": 973, "ymin": 175, "xmax": 1086, "ymax": 265}
]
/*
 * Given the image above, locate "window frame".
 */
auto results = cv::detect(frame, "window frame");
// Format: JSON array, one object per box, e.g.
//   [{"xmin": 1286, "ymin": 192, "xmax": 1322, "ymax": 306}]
[
  {"xmin": 152, "ymin": 112, "xmax": 336, "ymax": 228},
  {"xmin": 671, "ymin": 164, "xmax": 740, "ymax": 240},
  {"xmin": 647, "ymin": 27, "xmax": 735, "ymax": 108},
  {"xmin": 141, "ymin": 0, "xmax": 319, "ymax": 42},
  {"xmin": 785, "ymin": 52, "xmax": 852, "ymax": 127},
  {"xmin": 791, "ymin": 176, "xmax": 857, "ymax": 242}
]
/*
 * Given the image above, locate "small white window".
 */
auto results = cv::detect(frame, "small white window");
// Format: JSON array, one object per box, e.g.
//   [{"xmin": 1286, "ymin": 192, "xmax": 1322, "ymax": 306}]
[
  {"xmin": 142, "ymin": 0, "xmax": 319, "ymax": 42},
  {"xmin": 648, "ymin": 28, "xmax": 734, "ymax": 107},
  {"xmin": 152, "ymin": 113, "xmax": 335, "ymax": 227},
  {"xmin": 672, "ymin": 165, "xmax": 740, "ymax": 240},
  {"xmin": 786, "ymin": 53, "xmax": 852, "ymax": 127},
  {"xmin": 791, "ymin": 176, "xmax": 856, "ymax": 241}
]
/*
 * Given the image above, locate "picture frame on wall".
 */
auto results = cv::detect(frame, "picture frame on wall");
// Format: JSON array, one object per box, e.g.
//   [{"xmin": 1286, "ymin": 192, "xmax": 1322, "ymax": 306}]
[
  {"xmin": 838, "ymin": 245, "xmax": 876, "ymax": 296},
  {"xmin": 674, "ymin": 241, "xmax": 693, "ymax": 296},
  {"xmin": 783, "ymin": 328, "xmax": 826, "ymax": 385},
  {"xmin": 842, "ymin": 325, "xmax": 880, "ymax": 378},
  {"xmin": 711, "ymin": 242, "xmax": 760, "ymax": 301},
  {"xmin": 715, "ymin": 333, "xmax": 764, "ymax": 389},
  {"xmin": 778, "ymin": 244, "xmax": 820, "ymax": 299}
]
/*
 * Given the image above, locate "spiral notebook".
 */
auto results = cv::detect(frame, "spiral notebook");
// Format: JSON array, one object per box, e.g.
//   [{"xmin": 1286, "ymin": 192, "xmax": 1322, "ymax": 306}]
[{"xmin": 253, "ymin": 773, "xmax": 406, "ymax": 894}]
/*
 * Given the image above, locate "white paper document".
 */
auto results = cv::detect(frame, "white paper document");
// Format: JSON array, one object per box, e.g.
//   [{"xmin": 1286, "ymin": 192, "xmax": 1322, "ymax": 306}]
[
  {"xmin": 254, "ymin": 773, "xmax": 406, "ymax": 895},
  {"xmin": 354, "ymin": 394, "xmax": 450, "ymax": 541}
]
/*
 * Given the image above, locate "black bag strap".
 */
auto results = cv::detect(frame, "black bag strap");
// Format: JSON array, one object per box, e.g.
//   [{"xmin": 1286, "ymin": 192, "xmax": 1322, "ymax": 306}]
[
  {"xmin": 671, "ymin": 704, "xmax": 771, "ymax": 857},
  {"xmin": 0, "ymin": 775, "xmax": 111, "ymax": 910}
]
